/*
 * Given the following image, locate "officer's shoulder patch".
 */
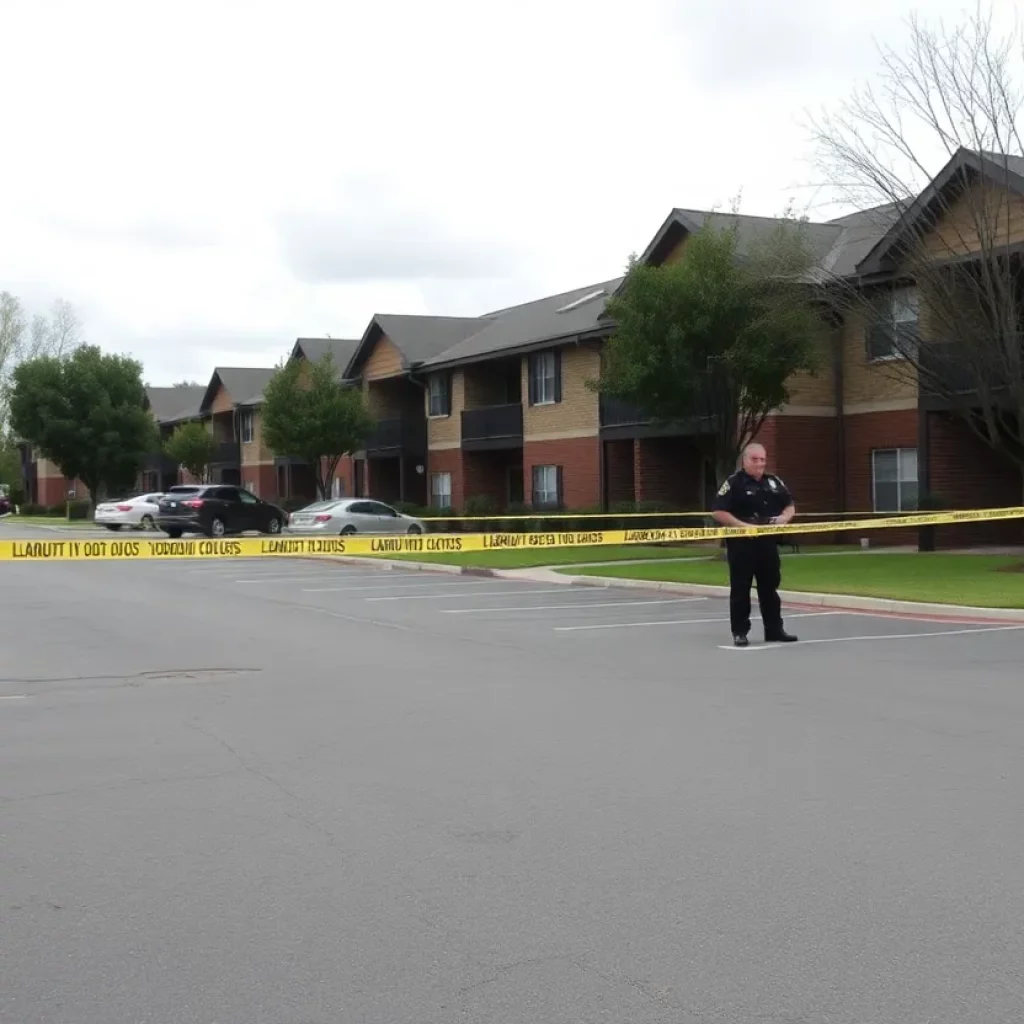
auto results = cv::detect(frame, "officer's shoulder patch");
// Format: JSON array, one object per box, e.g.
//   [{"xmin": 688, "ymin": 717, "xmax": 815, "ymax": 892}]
[{"xmin": 717, "ymin": 481, "xmax": 731, "ymax": 496}]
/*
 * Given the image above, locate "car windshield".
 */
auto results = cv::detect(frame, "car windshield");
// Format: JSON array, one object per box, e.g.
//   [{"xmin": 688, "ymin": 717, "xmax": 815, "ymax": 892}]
[{"xmin": 166, "ymin": 486, "xmax": 201, "ymax": 495}]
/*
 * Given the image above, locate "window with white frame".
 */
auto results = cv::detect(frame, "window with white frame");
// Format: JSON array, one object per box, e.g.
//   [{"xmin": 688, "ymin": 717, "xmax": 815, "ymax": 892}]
[
  {"xmin": 239, "ymin": 409, "xmax": 254, "ymax": 443},
  {"xmin": 532, "ymin": 464, "xmax": 561, "ymax": 508},
  {"xmin": 868, "ymin": 286, "xmax": 919, "ymax": 361},
  {"xmin": 871, "ymin": 448, "xmax": 918, "ymax": 512},
  {"xmin": 331, "ymin": 476, "xmax": 344, "ymax": 499},
  {"xmin": 430, "ymin": 471, "xmax": 452, "ymax": 508},
  {"xmin": 528, "ymin": 351, "xmax": 559, "ymax": 405},
  {"xmin": 428, "ymin": 374, "xmax": 450, "ymax": 417}
]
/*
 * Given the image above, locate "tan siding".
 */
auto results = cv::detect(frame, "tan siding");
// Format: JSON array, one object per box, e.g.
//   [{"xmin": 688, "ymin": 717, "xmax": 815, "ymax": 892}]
[
  {"xmin": 210, "ymin": 384, "xmax": 234, "ymax": 414},
  {"xmin": 522, "ymin": 347, "xmax": 600, "ymax": 439},
  {"xmin": 920, "ymin": 181, "xmax": 1024, "ymax": 258},
  {"xmin": 427, "ymin": 371, "xmax": 464, "ymax": 448},
  {"xmin": 783, "ymin": 329, "xmax": 836, "ymax": 409},
  {"xmin": 841, "ymin": 309, "xmax": 917, "ymax": 405},
  {"xmin": 660, "ymin": 234, "xmax": 690, "ymax": 265},
  {"xmin": 241, "ymin": 408, "xmax": 275, "ymax": 465},
  {"xmin": 363, "ymin": 334, "xmax": 404, "ymax": 380}
]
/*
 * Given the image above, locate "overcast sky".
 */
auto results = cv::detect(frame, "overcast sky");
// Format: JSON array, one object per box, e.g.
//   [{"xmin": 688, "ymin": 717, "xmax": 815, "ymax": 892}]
[{"xmin": 0, "ymin": 0, "xmax": 990, "ymax": 385}]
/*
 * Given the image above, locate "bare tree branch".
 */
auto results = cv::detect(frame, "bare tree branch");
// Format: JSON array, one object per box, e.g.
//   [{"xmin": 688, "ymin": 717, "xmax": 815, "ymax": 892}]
[{"xmin": 808, "ymin": 2, "xmax": 1024, "ymax": 468}]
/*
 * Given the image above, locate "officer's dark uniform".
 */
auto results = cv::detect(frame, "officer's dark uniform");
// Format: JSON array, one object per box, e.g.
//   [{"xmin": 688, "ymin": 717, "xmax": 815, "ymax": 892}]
[{"xmin": 711, "ymin": 469, "xmax": 798, "ymax": 645}]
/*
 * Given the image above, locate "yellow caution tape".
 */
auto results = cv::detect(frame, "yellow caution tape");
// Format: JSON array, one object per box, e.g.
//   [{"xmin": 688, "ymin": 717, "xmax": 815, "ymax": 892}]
[{"xmin": 0, "ymin": 506, "xmax": 1021, "ymax": 561}]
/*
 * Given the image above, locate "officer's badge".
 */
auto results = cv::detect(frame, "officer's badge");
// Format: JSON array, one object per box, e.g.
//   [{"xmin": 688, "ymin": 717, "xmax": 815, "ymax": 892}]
[
  {"xmin": 768, "ymin": 478, "xmax": 777, "ymax": 490},
  {"xmin": 717, "ymin": 482, "xmax": 730, "ymax": 496}
]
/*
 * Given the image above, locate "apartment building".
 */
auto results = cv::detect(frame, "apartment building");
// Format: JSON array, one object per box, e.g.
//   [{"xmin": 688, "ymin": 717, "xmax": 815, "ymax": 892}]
[
  {"xmin": 342, "ymin": 147, "xmax": 1023, "ymax": 549},
  {"xmin": 139, "ymin": 385, "xmax": 207, "ymax": 492}
]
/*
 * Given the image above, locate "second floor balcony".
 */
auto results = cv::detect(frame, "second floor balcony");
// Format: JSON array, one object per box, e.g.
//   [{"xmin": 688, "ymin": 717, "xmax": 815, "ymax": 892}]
[
  {"xmin": 211, "ymin": 439, "xmax": 241, "ymax": 465},
  {"xmin": 461, "ymin": 403, "xmax": 523, "ymax": 450},
  {"xmin": 599, "ymin": 395, "xmax": 718, "ymax": 439},
  {"xmin": 918, "ymin": 340, "xmax": 1016, "ymax": 409},
  {"xmin": 365, "ymin": 414, "xmax": 427, "ymax": 455}
]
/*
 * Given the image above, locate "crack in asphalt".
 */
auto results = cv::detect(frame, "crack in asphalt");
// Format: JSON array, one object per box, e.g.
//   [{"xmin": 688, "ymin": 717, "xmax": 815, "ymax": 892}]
[{"xmin": 183, "ymin": 719, "xmax": 342, "ymax": 848}]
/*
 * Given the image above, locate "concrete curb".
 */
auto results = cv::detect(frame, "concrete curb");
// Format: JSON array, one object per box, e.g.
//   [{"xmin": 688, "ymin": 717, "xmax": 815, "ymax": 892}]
[
  {"xmin": 552, "ymin": 571, "xmax": 1024, "ymax": 624},
  {"xmin": 303, "ymin": 555, "xmax": 1024, "ymax": 624}
]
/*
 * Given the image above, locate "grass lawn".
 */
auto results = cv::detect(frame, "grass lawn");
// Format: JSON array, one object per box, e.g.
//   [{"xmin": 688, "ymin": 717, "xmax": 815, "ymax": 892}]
[
  {"xmin": 375, "ymin": 543, "xmax": 722, "ymax": 569},
  {"xmin": 557, "ymin": 552, "xmax": 1024, "ymax": 608},
  {"xmin": 1, "ymin": 516, "xmax": 80, "ymax": 527}
]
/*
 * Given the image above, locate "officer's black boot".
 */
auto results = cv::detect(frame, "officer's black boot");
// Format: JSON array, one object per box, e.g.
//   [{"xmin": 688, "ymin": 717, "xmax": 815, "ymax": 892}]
[
  {"xmin": 733, "ymin": 633, "xmax": 749, "ymax": 647},
  {"xmin": 765, "ymin": 628, "xmax": 798, "ymax": 643}
]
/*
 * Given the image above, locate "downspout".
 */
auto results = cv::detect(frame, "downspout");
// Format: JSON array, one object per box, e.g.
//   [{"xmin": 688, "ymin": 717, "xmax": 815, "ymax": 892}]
[{"xmin": 833, "ymin": 320, "xmax": 846, "ymax": 517}]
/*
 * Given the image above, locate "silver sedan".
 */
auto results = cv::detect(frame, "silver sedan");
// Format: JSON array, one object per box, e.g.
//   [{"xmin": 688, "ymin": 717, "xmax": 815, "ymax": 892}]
[{"xmin": 286, "ymin": 498, "xmax": 427, "ymax": 536}]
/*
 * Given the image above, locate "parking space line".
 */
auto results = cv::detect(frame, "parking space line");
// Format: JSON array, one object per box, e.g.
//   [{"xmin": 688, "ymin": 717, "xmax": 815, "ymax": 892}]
[
  {"xmin": 304, "ymin": 580, "xmax": 504, "ymax": 594},
  {"xmin": 555, "ymin": 611, "xmax": 846, "ymax": 632},
  {"xmin": 0, "ymin": 695, "xmax": 29, "ymax": 701},
  {"xmin": 717, "ymin": 623, "xmax": 1024, "ymax": 650},
  {"xmin": 443, "ymin": 597, "xmax": 708, "ymax": 614},
  {"xmin": 234, "ymin": 573, "xmax": 418, "ymax": 584},
  {"xmin": 367, "ymin": 587, "xmax": 574, "ymax": 603}
]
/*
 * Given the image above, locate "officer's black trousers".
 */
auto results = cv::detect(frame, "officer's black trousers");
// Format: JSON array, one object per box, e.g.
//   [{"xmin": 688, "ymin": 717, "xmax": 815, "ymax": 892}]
[{"xmin": 726, "ymin": 539, "xmax": 784, "ymax": 637}]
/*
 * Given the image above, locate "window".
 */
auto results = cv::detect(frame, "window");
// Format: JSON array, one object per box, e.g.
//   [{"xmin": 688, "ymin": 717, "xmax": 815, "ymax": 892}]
[
  {"xmin": 239, "ymin": 489, "xmax": 259, "ymax": 504},
  {"xmin": 528, "ymin": 351, "xmax": 561, "ymax": 405},
  {"xmin": 331, "ymin": 476, "xmax": 344, "ymax": 499},
  {"xmin": 428, "ymin": 374, "xmax": 451, "ymax": 417},
  {"xmin": 532, "ymin": 464, "xmax": 561, "ymax": 508},
  {"xmin": 867, "ymin": 286, "xmax": 919, "ymax": 361},
  {"xmin": 872, "ymin": 448, "xmax": 918, "ymax": 512},
  {"xmin": 430, "ymin": 471, "xmax": 452, "ymax": 509},
  {"xmin": 240, "ymin": 409, "xmax": 254, "ymax": 443}
]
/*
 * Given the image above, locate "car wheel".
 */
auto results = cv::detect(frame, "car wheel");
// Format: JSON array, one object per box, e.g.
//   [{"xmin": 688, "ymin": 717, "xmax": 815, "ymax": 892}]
[
  {"xmin": 340, "ymin": 525, "xmax": 356, "ymax": 536},
  {"xmin": 140, "ymin": 514, "xmax": 154, "ymax": 530},
  {"xmin": 104, "ymin": 524, "xmax": 122, "ymax": 531},
  {"xmin": 407, "ymin": 524, "xmax": 422, "ymax": 534},
  {"xmin": 210, "ymin": 518, "xmax": 226, "ymax": 538},
  {"xmin": 164, "ymin": 528, "xmax": 183, "ymax": 539},
  {"xmin": 266, "ymin": 517, "xmax": 282, "ymax": 535}
]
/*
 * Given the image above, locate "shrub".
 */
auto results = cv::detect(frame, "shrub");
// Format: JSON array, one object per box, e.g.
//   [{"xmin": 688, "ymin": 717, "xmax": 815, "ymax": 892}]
[{"xmin": 67, "ymin": 499, "xmax": 91, "ymax": 520}]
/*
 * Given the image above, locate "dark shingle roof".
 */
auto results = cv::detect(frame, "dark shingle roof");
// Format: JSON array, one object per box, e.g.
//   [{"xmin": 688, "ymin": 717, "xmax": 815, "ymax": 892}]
[
  {"xmin": 420, "ymin": 278, "xmax": 622, "ymax": 369},
  {"xmin": 292, "ymin": 337, "xmax": 360, "ymax": 376},
  {"xmin": 146, "ymin": 385, "xmax": 206, "ymax": 424},
  {"xmin": 371, "ymin": 314, "xmax": 486, "ymax": 366},
  {"xmin": 200, "ymin": 366, "xmax": 277, "ymax": 412}
]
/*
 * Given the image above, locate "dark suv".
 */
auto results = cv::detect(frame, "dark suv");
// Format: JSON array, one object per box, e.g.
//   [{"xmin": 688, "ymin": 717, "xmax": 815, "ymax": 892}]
[{"xmin": 156, "ymin": 485, "xmax": 287, "ymax": 539}]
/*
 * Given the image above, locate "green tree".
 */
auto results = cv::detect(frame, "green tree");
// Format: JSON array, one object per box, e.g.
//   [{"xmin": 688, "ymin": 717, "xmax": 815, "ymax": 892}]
[
  {"xmin": 9, "ymin": 345, "xmax": 156, "ymax": 507},
  {"xmin": 163, "ymin": 421, "xmax": 218, "ymax": 483},
  {"xmin": 261, "ymin": 352, "xmax": 374, "ymax": 499},
  {"xmin": 595, "ymin": 214, "xmax": 823, "ymax": 483}
]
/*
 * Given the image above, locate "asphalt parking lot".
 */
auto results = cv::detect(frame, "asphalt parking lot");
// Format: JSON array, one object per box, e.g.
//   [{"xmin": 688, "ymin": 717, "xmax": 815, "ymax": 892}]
[{"xmin": 3, "ymin": 552, "xmax": 1024, "ymax": 1024}]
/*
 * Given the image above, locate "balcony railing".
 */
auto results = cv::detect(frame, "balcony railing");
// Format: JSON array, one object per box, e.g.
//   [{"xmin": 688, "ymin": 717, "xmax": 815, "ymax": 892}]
[
  {"xmin": 600, "ymin": 395, "xmax": 653, "ymax": 428},
  {"xmin": 918, "ymin": 342, "xmax": 1015, "ymax": 402},
  {"xmin": 599, "ymin": 395, "xmax": 718, "ymax": 437},
  {"xmin": 365, "ymin": 414, "xmax": 427, "ymax": 454},
  {"xmin": 461, "ymin": 404, "xmax": 523, "ymax": 447},
  {"xmin": 144, "ymin": 452, "xmax": 179, "ymax": 474},
  {"xmin": 211, "ymin": 440, "xmax": 241, "ymax": 464}
]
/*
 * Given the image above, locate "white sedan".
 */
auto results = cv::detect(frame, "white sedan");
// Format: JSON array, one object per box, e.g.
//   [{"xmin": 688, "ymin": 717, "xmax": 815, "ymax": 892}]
[
  {"xmin": 287, "ymin": 498, "xmax": 426, "ymax": 536},
  {"xmin": 94, "ymin": 493, "xmax": 164, "ymax": 530}
]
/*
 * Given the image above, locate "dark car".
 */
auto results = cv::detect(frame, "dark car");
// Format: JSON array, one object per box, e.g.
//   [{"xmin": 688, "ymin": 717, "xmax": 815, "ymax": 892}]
[
  {"xmin": 0, "ymin": 494, "xmax": 12, "ymax": 517},
  {"xmin": 156, "ymin": 484, "xmax": 287, "ymax": 539}
]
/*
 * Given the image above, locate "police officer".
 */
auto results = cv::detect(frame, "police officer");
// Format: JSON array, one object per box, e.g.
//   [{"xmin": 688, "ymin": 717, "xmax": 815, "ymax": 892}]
[{"xmin": 711, "ymin": 442, "xmax": 799, "ymax": 647}]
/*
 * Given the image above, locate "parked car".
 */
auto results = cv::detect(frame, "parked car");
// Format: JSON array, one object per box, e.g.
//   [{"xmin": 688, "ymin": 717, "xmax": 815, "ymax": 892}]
[
  {"xmin": 156, "ymin": 484, "xmax": 287, "ymax": 539},
  {"xmin": 94, "ymin": 492, "xmax": 163, "ymax": 530},
  {"xmin": 0, "ymin": 493, "xmax": 12, "ymax": 517},
  {"xmin": 286, "ymin": 498, "xmax": 425, "ymax": 536}
]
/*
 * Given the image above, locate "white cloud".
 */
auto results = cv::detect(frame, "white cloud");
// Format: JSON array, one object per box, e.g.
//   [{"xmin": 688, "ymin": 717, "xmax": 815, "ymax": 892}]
[{"xmin": 0, "ymin": 0, "xmax": 993, "ymax": 384}]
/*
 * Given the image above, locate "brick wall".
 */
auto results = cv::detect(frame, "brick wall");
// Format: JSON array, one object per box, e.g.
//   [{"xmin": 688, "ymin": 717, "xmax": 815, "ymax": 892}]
[
  {"xmin": 241, "ymin": 464, "xmax": 276, "ymax": 498},
  {"xmin": 462, "ymin": 451, "xmax": 518, "ymax": 508},
  {"xmin": 605, "ymin": 440, "xmax": 635, "ymax": 506},
  {"xmin": 427, "ymin": 449, "xmax": 464, "ymax": 510},
  {"xmin": 524, "ymin": 437, "xmax": 600, "ymax": 509},
  {"xmin": 634, "ymin": 437, "xmax": 703, "ymax": 508},
  {"xmin": 928, "ymin": 412, "xmax": 1024, "ymax": 546},
  {"xmin": 769, "ymin": 416, "xmax": 839, "ymax": 514}
]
